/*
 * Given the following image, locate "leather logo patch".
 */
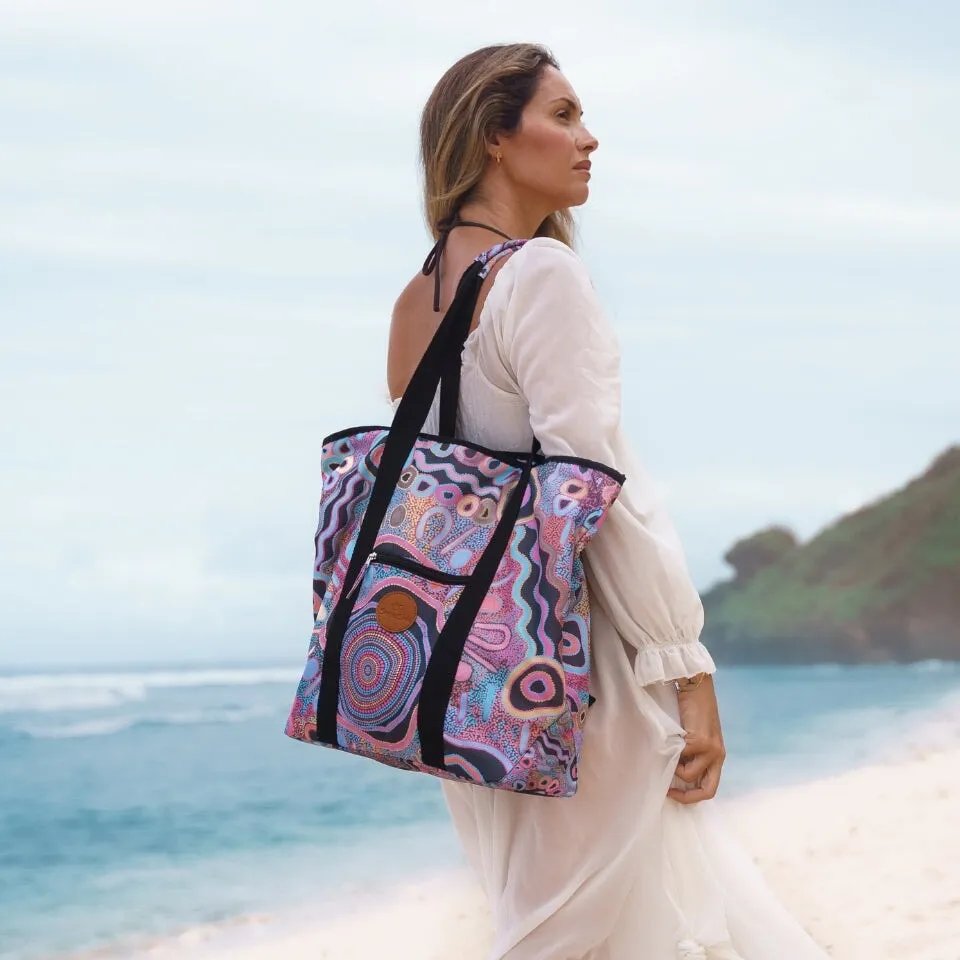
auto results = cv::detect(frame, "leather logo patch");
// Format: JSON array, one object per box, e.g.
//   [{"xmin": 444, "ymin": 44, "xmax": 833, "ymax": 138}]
[{"xmin": 375, "ymin": 590, "xmax": 417, "ymax": 632}]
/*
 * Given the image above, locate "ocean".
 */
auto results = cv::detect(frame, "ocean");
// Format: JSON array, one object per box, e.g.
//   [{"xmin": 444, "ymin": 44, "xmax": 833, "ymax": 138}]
[{"xmin": 1, "ymin": 661, "xmax": 959, "ymax": 960}]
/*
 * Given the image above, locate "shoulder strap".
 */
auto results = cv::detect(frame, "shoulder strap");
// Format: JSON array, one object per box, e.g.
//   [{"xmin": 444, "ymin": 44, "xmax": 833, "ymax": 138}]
[
  {"xmin": 437, "ymin": 239, "xmax": 527, "ymax": 435},
  {"xmin": 334, "ymin": 240, "xmax": 525, "ymax": 634},
  {"xmin": 316, "ymin": 244, "xmax": 537, "ymax": 751}
]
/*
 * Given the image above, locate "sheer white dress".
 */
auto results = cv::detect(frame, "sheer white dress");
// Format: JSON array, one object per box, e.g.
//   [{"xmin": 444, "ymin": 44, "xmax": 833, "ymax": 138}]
[{"xmin": 390, "ymin": 237, "xmax": 829, "ymax": 960}]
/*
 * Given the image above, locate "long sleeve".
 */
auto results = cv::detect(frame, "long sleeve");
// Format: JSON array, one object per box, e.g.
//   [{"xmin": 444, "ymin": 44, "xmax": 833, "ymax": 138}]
[{"xmin": 495, "ymin": 238, "xmax": 715, "ymax": 686}]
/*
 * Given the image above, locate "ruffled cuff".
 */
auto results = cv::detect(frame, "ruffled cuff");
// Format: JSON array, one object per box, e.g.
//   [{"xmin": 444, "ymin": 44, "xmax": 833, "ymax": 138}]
[{"xmin": 632, "ymin": 639, "xmax": 717, "ymax": 687}]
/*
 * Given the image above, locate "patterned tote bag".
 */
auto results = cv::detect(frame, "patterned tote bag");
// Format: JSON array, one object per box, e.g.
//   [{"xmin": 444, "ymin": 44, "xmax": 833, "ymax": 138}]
[{"xmin": 285, "ymin": 240, "xmax": 626, "ymax": 797}]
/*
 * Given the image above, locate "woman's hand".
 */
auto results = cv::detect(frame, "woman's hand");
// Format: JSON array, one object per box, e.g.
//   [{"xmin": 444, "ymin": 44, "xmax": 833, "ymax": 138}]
[{"xmin": 667, "ymin": 674, "xmax": 726, "ymax": 804}]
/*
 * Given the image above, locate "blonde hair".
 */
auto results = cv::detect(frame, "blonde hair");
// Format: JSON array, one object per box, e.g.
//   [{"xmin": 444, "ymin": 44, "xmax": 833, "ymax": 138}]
[{"xmin": 419, "ymin": 43, "xmax": 575, "ymax": 246}]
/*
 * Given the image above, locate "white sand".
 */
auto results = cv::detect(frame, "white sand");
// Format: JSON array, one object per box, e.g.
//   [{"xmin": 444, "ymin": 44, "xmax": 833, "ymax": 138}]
[
  {"xmin": 721, "ymin": 748, "xmax": 960, "ymax": 960},
  {"xmin": 139, "ymin": 747, "xmax": 960, "ymax": 960}
]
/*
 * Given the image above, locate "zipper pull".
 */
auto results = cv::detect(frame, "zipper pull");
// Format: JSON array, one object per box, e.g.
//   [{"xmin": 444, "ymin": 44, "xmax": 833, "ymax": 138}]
[{"xmin": 344, "ymin": 551, "xmax": 377, "ymax": 600}]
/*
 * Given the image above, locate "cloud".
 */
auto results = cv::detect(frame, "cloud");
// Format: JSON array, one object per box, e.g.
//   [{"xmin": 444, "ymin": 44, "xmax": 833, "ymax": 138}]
[{"xmin": 1, "ymin": 1, "xmax": 957, "ymax": 665}]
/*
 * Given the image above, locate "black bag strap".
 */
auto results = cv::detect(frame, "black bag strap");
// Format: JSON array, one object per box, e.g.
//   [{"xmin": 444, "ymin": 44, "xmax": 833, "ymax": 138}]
[
  {"xmin": 436, "ymin": 258, "xmax": 484, "ymax": 438},
  {"xmin": 326, "ymin": 258, "xmax": 485, "ymax": 617},
  {"xmin": 316, "ymin": 251, "xmax": 535, "ymax": 747},
  {"xmin": 437, "ymin": 241, "xmax": 537, "ymax": 442},
  {"xmin": 416, "ymin": 449, "xmax": 535, "ymax": 767}
]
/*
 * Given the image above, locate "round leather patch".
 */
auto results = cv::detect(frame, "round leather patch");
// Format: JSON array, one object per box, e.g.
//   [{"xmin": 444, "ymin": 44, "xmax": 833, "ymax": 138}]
[{"xmin": 375, "ymin": 590, "xmax": 418, "ymax": 633}]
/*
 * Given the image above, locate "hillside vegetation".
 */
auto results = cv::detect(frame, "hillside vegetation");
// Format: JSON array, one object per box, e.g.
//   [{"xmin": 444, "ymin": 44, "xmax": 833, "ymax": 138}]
[{"xmin": 702, "ymin": 446, "xmax": 960, "ymax": 664}]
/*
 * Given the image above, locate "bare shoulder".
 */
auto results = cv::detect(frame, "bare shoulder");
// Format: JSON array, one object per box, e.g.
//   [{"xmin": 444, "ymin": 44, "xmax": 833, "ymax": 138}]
[
  {"xmin": 387, "ymin": 273, "xmax": 430, "ymax": 399},
  {"xmin": 388, "ymin": 247, "xmax": 520, "ymax": 340},
  {"xmin": 390, "ymin": 271, "xmax": 430, "ymax": 324},
  {"xmin": 386, "ymin": 246, "xmax": 526, "ymax": 401}
]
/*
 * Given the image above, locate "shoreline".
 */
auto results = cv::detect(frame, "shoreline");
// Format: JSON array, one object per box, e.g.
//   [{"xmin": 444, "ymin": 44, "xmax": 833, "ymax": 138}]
[{"xmin": 104, "ymin": 743, "xmax": 960, "ymax": 960}]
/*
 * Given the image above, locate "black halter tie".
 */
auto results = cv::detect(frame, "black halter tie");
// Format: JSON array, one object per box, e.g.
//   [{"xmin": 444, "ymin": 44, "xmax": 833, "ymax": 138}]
[{"xmin": 421, "ymin": 218, "xmax": 513, "ymax": 312}]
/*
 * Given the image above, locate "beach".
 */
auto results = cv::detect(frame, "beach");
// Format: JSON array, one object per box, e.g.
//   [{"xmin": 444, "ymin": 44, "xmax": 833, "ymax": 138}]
[
  {"xmin": 4, "ymin": 664, "xmax": 958, "ymax": 960},
  {"xmin": 130, "ymin": 744, "xmax": 960, "ymax": 960},
  {"xmin": 723, "ymin": 746, "xmax": 960, "ymax": 960}
]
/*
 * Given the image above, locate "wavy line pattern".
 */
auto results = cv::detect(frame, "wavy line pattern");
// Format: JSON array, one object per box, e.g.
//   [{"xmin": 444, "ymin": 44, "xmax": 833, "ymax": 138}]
[{"xmin": 286, "ymin": 429, "xmax": 623, "ymax": 797}]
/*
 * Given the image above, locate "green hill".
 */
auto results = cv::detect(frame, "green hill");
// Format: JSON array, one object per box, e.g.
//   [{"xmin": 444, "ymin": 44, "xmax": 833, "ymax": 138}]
[{"xmin": 701, "ymin": 445, "xmax": 960, "ymax": 664}]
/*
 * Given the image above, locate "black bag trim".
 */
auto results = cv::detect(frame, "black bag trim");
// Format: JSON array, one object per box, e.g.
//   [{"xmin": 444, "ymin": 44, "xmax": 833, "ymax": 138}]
[
  {"xmin": 321, "ymin": 425, "xmax": 625, "ymax": 486},
  {"xmin": 368, "ymin": 550, "xmax": 472, "ymax": 586},
  {"xmin": 322, "ymin": 425, "xmax": 541, "ymax": 470}
]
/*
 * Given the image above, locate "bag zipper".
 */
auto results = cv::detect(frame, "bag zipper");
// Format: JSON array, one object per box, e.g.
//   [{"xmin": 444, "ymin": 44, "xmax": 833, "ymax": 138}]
[{"xmin": 344, "ymin": 549, "xmax": 471, "ymax": 599}]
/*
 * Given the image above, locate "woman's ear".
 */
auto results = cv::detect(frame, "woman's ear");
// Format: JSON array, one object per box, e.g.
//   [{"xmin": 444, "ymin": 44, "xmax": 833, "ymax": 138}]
[{"xmin": 485, "ymin": 132, "xmax": 503, "ymax": 160}]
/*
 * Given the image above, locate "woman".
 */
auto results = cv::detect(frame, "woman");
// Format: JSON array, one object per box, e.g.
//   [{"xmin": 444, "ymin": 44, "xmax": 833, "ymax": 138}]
[{"xmin": 387, "ymin": 44, "xmax": 829, "ymax": 960}]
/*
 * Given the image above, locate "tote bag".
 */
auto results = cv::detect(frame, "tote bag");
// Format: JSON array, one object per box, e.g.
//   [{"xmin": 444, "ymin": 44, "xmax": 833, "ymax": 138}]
[{"xmin": 285, "ymin": 240, "xmax": 625, "ymax": 797}]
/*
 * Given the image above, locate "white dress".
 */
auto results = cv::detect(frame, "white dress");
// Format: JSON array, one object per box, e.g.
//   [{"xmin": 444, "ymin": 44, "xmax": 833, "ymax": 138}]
[{"xmin": 391, "ymin": 237, "xmax": 829, "ymax": 960}]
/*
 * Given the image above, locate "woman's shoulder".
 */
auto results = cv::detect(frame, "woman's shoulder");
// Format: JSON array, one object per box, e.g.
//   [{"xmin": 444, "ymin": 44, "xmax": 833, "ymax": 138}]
[
  {"xmin": 483, "ymin": 235, "xmax": 614, "ymax": 368},
  {"xmin": 510, "ymin": 235, "xmax": 586, "ymax": 271},
  {"xmin": 490, "ymin": 236, "xmax": 593, "ymax": 308},
  {"xmin": 491, "ymin": 236, "xmax": 596, "ymax": 308}
]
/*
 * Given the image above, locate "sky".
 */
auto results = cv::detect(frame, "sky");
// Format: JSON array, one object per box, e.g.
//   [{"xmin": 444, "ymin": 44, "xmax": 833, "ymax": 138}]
[{"xmin": 1, "ymin": 0, "xmax": 958, "ymax": 668}]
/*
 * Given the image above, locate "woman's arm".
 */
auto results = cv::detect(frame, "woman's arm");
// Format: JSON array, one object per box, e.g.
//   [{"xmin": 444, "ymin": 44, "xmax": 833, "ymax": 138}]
[
  {"xmin": 496, "ymin": 238, "xmax": 726, "ymax": 802},
  {"xmin": 496, "ymin": 238, "xmax": 716, "ymax": 687}
]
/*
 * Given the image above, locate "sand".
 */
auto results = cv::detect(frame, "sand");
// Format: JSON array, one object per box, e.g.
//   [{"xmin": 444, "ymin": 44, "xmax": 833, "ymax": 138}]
[
  {"xmin": 137, "ymin": 746, "xmax": 960, "ymax": 960},
  {"xmin": 721, "ymin": 748, "xmax": 960, "ymax": 959}
]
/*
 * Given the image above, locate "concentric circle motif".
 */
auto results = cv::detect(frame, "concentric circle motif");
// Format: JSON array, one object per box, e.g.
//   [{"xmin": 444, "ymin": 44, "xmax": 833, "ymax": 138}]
[
  {"xmin": 437, "ymin": 485, "xmax": 459, "ymax": 503},
  {"xmin": 413, "ymin": 477, "xmax": 436, "ymax": 497},
  {"xmin": 340, "ymin": 618, "xmax": 423, "ymax": 728},
  {"xmin": 329, "ymin": 454, "xmax": 355, "ymax": 475},
  {"xmin": 397, "ymin": 466, "xmax": 418, "ymax": 489},
  {"xmin": 553, "ymin": 492, "xmax": 581, "ymax": 516},
  {"xmin": 560, "ymin": 477, "xmax": 589, "ymax": 500},
  {"xmin": 502, "ymin": 656, "xmax": 566, "ymax": 719},
  {"xmin": 559, "ymin": 628, "xmax": 587, "ymax": 669}
]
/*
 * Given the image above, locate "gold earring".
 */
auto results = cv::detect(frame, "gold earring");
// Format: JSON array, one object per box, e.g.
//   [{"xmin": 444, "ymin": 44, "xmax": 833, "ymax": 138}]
[{"xmin": 495, "ymin": 152, "xmax": 502, "ymax": 165}]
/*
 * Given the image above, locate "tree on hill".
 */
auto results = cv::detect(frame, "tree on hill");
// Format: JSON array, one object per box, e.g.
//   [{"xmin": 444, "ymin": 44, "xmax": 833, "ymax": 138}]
[{"xmin": 723, "ymin": 526, "xmax": 800, "ymax": 583}]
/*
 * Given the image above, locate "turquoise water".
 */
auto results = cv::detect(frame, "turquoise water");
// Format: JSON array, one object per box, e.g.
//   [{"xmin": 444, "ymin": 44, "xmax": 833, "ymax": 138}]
[{"xmin": 1, "ymin": 661, "xmax": 958, "ymax": 959}]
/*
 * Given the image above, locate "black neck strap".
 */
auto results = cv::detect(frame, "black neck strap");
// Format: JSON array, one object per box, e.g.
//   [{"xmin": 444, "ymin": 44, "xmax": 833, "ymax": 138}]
[{"xmin": 421, "ymin": 218, "xmax": 513, "ymax": 313}]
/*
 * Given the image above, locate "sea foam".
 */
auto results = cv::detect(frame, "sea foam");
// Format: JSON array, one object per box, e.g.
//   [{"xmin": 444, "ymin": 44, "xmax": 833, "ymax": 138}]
[{"xmin": 0, "ymin": 667, "xmax": 299, "ymax": 714}]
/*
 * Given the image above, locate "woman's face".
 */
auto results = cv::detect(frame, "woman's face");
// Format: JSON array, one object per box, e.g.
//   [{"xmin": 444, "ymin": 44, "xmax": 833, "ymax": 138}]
[{"xmin": 497, "ymin": 66, "xmax": 598, "ymax": 211}]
